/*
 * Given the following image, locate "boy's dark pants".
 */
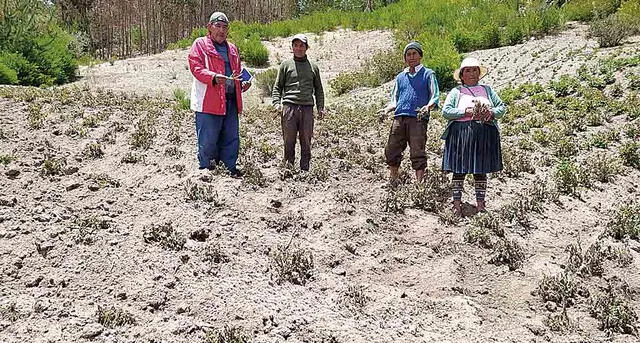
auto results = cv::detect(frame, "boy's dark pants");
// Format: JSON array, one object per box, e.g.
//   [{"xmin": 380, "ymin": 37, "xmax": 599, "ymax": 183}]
[{"xmin": 385, "ymin": 115, "xmax": 428, "ymax": 170}]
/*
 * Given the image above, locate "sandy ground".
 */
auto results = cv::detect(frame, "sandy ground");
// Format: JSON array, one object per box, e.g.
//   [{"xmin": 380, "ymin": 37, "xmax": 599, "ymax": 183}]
[{"xmin": 1, "ymin": 24, "xmax": 640, "ymax": 343}]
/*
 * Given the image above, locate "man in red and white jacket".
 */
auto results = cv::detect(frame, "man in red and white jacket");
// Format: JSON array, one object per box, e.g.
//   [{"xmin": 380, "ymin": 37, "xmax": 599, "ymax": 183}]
[{"xmin": 188, "ymin": 11, "xmax": 251, "ymax": 175}]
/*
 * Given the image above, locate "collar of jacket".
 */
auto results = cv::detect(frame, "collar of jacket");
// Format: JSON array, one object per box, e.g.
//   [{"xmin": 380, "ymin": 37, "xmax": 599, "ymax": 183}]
[{"xmin": 204, "ymin": 34, "xmax": 228, "ymax": 56}]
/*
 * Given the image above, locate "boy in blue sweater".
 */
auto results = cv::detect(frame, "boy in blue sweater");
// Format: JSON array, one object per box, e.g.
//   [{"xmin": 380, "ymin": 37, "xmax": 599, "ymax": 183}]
[{"xmin": 378, "ymin": 42, "xmax": 439, "ymax": 183}]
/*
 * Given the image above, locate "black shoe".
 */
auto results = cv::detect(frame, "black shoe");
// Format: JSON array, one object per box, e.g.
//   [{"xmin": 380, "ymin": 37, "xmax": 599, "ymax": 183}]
[{"xmin": 230, "ymin": 169, "xmax": 243, "ymax": 178}]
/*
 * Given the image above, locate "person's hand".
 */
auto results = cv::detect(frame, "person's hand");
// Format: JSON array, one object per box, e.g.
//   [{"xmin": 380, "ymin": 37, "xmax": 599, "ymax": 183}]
[
  {"xmin": 241, "ymin": 81, "xmax": 251, "ymax": 92},
  {"xmin": 377, "ymin": 106, "xmax": 393, "ymax": 123},
  {"xmin": 213, "ymin": 73, "xmax": 227, "ymax": 85},
  {"xmin": 271, "ymin": 104, "xmax": 283, "ymax": 118},
  {"xmin": 317, "ymin": 109, "xmax": 326, "ymax": 120},
  {"xmin": 464, "ymin": 107, "xmax": 474, "ymax": 117},
  {"xmin": 482, "ymin": 107, "xmax": 494, "ymax": 122}
]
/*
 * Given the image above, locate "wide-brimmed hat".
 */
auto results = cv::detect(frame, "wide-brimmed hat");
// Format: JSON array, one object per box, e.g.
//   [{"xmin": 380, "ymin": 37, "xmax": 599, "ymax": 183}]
[
  {"xmin": 453, "ymin": 57, "xmax": 488, "ymax": 81},
  {"xmin": 291, "ymin": 34, "xmax": 309, "ymax": 48}
]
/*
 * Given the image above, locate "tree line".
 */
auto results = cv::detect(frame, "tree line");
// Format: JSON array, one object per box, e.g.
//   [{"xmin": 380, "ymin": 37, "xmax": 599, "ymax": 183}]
[{"xmin": 55, "ymin": 0, "xmax": 392, "ymax": 59}]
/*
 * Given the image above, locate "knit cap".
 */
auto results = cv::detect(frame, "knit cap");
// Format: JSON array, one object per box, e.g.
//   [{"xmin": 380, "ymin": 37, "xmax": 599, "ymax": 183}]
[{"xmin": 403, "ymin": 42, "xmax": 423, "ymax": 57}]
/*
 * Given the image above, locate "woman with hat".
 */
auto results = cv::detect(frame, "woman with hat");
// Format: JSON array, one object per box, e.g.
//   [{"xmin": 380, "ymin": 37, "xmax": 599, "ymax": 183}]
[{"xmin": 441, "ymin": 57, "xmax": 506, "ymax": 215}]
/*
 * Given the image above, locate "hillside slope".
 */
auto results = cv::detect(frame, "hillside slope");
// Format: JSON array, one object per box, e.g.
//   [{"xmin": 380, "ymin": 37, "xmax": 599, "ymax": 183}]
[{"xmin": 1, "ymin": 25, "xmax": 640, "ymax": 343}]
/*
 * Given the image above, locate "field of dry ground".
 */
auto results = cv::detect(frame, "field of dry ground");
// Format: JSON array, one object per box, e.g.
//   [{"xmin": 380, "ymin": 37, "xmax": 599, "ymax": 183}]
[{"xmin": 1, "ymin": 24, "xmax": 640, "ymax": 343}]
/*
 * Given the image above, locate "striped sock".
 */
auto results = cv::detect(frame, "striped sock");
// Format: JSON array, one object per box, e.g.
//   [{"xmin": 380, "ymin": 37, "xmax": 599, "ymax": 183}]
[
  {"xmin": 452, "ymin": 174, "xmax": 465, "ymax": 201},
  {"xmin": 474, "ymin": 174, "xmax": 487, "ymax": 202}
]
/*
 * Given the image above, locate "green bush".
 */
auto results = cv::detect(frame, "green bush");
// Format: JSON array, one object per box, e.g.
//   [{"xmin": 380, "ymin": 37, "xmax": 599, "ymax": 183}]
[
  {"xmin": 254, "ymin": 68, "xmax": 279, "ymax": 97},
  {"xmin": 606, "ymin": 202, "xmax": 640, "ymax": 240},
  {"xmin": 0, "ymin": 1, "xmax": 78, "ymax": 86},
  {"xmin": 561, "ymin": 0, "xmax": 621, "ymax": 21},
  {"xmin": 0, "ymin": 63, "xmax": 18, "ymax": 85},
  {"xmin": 620, "ymin": 142, "xmax": 640, "ymax": 168},
  {"xmin": 0, "ymin": 52, "xmax": 46, "ymax": 86},
  {"xmin": 589, "ymin": 13, "xmax": 634, "ymax": 48},
  {"xmin": 553, "ymin": 160, "xmax": 587, "ymax": 195},
  {"xmin": 330, "ymin": 49, "xmax": 405, "ymax": 95},
  {"xmin": 235, "ymin": 36, "xmax": 269, "ymax": 67},
  {"xmin": 618, "ymin": 0, "xmax": 640, "ymax": 34}
]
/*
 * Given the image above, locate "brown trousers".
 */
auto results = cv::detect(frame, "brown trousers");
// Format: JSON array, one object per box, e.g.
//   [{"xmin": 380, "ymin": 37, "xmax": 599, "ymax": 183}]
[
  {"xmin": 281, "ymin": 104, "xmax": 314, "ymax": 171},
  {"xmin": 385, "ymin": 116, "xmax": 428, "ymax": 170}
]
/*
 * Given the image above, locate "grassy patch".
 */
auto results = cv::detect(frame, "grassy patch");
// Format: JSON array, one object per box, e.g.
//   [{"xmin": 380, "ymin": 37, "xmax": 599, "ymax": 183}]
[
  {"xmin": 270, "ymin": 244, "xmax": 314, "ymax": 285},
  {"xmin": 96, "ymin": 305, "xmax": 136, "ymax": 328},
  {"xmin": 203, "ymin": 326, "xmax": 251, "ymax": 343},
  {"xmin": 142, "ymin": 221, "xmax": 186, "ymax": 251},
  {"xmin": 606, "ymin": 202, "xmax": 640, "ymax": 240},
  {"xmin": 490, "ymin": 238, "xmax": 525, "ymax": 271},
  {"xmin": 590, "ymin": 288, "xmax": 638, "ymax": 335}
]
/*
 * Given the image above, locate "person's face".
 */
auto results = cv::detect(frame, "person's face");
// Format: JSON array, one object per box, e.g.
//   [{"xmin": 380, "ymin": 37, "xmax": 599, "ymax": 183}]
[
  {"xmin": 208, "ymin": 21, "xmax": 229, "ymax": 44},
  {"xmin": 292, "ymin": 40, "xmax": 308, "ymax": 58},
  {"xmin": 460, "ymin": 66, "xmax": 480, "ymax": 86},
  {"xmin": 404, "ymin": 49, "xmax": 421, "ymax": 68}
]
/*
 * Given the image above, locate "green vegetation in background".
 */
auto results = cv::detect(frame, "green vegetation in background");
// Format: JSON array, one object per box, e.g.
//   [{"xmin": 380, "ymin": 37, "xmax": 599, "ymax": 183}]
[
  {"xmin": 0, "ymin": 0, "xmax": 78, "ymax": 87},
  {"xmin": 170, "ymin": 0, "xmax": 632, "ymax": 92},
  {"xmin": 561, "ymin": 0, "xmax": 623, "ymax": 21}
]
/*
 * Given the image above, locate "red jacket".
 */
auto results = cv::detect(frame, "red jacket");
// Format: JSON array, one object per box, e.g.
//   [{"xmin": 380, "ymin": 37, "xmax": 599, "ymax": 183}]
[{"xmin": 188, "ymin": 35, "xmax": 243, "ymax": 115}]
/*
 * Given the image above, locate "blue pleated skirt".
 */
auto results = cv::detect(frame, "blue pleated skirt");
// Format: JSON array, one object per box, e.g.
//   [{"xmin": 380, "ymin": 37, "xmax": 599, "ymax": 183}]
[{"xmin": 442, "ymin": 121, "xmax": 503, "ymax": 174}]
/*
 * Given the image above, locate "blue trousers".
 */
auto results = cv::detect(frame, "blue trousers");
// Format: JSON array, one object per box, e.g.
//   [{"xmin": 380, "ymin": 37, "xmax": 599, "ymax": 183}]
[{"xmin": 195, "ymin": 98, "xmax": 239, "ymax": 172}]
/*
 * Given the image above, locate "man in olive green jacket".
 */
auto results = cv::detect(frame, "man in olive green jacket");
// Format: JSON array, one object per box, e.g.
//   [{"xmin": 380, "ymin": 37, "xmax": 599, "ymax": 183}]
[{"xmin": 272, "ymin": 34, "xmax": 325, "ymax": 171}]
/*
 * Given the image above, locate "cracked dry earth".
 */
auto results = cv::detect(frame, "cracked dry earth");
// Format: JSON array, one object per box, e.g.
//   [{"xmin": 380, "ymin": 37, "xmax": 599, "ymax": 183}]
[{"xmin": 1, "ymin": 24, "xmax": 640, "ymax": 343}]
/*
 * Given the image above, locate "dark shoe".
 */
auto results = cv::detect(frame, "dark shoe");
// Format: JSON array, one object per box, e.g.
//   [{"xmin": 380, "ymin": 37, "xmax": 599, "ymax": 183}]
[
  {"xmin": 452, "ymin": 200, "xmax": 462, "ymax": 217},
  {"xmin": 230, "ymin": 169, "xmax": 243, "ymax": 178},
  {"xmin": 476, "ymin": 200, "xmax": 486, "ymax": 213}
]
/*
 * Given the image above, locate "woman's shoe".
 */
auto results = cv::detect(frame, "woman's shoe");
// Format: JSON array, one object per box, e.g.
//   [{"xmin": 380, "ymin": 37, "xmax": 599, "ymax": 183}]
[
  {"xmin": 476, "ymin": 200, "xmax": 486, "ymax": 213},
  {"xmin": 452, "ymin": 200, "xmax": 462, "ymax": 217}
]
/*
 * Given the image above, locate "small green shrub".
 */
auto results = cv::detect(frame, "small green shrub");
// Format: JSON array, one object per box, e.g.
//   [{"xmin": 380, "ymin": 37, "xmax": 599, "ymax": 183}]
[
  {"xmin": 590, "ymin": 289, "xmax": 638, "ymax": 335},
  {"xmin": 242, "ymin": 158, "xmax": 267, "ymax": 187},
  {"xmin": 553, "ymin": 160, "xmax": 589, "ymax": 195},
  {"xmin": 464, "ymin": 226, "xmax": 492, "ymax": 249},
  {"xmin": 537, "ymin": 272, "xmax": 577, "ymax": 306},
  {"xmin": 254, "ymin": 68, "xmax": 278, "ymax": 97},
  {"xmin": 83, "ymin": 142, "xmax": 104, "ymax": 159},
  {"xmin": 606, "ymin": 203, "xmax": 640, "ymax": 240},
  {"xmin": 173, "ymin": 88, "xmax": 190, "ymax": 111},
  {"xmin": 203, "ymin": 326, "xmax": 251, "ymax": 343},
  {"xmin": 589, "ymin": 14, "xmax": 634, "ymax": 48},
  {"xmin": 545, "ymin": 309, "xmax": 573, "ymax": 332},
  {"xmin": 619, "ymin": 142, "xmax": 640, "ymax": 168},
  {"xmin": 130, "ymin": 113, "xmax": 157, "ymax": 150},
  {"xmin": 407, "ymin": 167, "xmax": 451, "ymax": 212},
  {"xmin": 270, "ymin": 244, "xmax": 314, "ymax": 285},
  {"xmin": 382, "ymin": 186, "xmax": 408, "ymax": 214},
  {"xmin": 121, "ymin": 152, "xmax": 144, "ymax": 164},
  {"xmin": 501, "ymin": 145, "xmax": 535, "ymax": 177},
  {"xmin": 330, "ymin": 49, "xmax": 404, "ymax": 95},
  {"xmin": 142, "ymin": 221, "xmax": 186, "ymax": 251},
  {"xmin": 96, "ymin": 305, "xmax": 136, "ymax": 328},
  {"xmin": 184, "ymin": 179, "xmax": 223, "ymax": 205},
  {"xmin": 0, "ymin": 153, "xmax": 15, "ymax": 165},
  {"xmin": 586, "ymin": 152, "xmax": 620, "ymax": 183},
  {"xmin": 550, "ymin": 75, "xmax": 580, "ymax": 97},
  {"xmin": 566, "ymin": 239, "xmax": 605, "ymax": 276},
  {"xmin": 27, "ymin": 103, "xmax": 46, "ymax": 129},
  {"xmin": 490, "ymin": 238, "xmax": 525, "ymax": 271},
  {"xmin": 341, "ymin": 285, "xmax": 370, "ymax": 311},
  {"xmin": 236, "ymin": 36, "xmax": 269, "ymax": 67},
  {"xmin": 40, "ymin": 156, "xmax": 66, "ymax": 176},
  {"xmin": 0, "ymin": 63, "xmax": 18, "ymax": 85}
]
